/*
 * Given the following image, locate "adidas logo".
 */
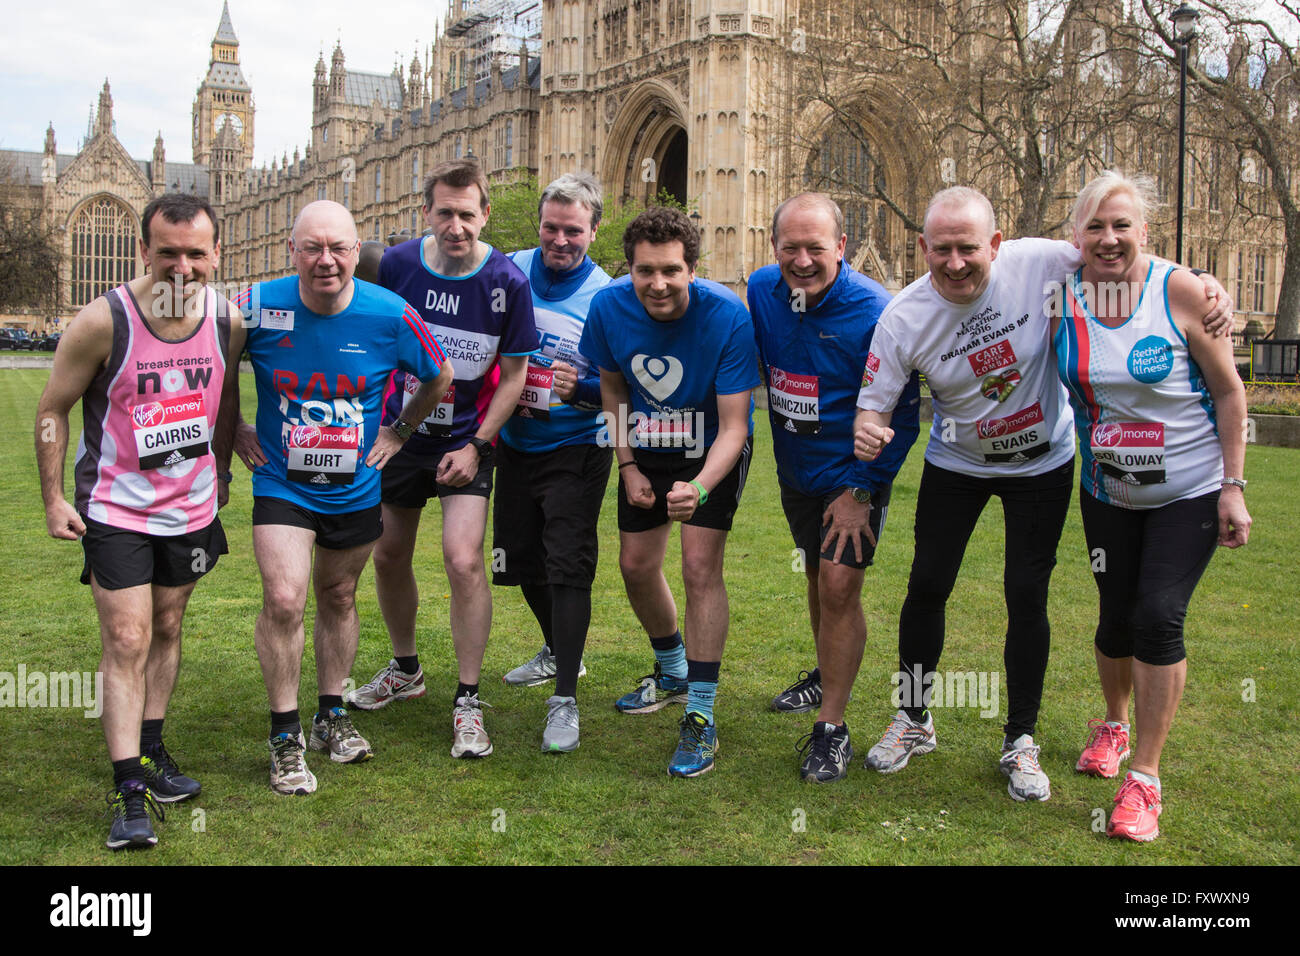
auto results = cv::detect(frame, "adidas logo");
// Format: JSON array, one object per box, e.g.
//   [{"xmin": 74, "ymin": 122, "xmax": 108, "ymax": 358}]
[
  {"xmin": 784, "ymin": 419, "xmax": 796, "ymax": 432},
  {"xmin": 310, "ymin": 473, "xmax": 330, "ymax": 484},
  {"xmin": 277, "ymin": 336, "xmax": 293, "ymax": 348},
  {"xmin": 163, "ymin": 450, "xmax": 185, "ymax": 465},
  {"xmin": 1009, "ymin": 452, "xmax": 1028, "ymax": 462}
]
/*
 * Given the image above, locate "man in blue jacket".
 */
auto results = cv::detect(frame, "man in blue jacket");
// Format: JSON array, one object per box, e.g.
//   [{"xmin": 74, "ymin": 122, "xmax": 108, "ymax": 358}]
[{"xmin": 747, "ymin": 193, "xmax": 920, "ymax": 782}]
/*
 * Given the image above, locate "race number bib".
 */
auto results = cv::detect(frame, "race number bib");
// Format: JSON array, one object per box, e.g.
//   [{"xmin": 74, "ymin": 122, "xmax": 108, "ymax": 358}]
[
  {"xmin": 1090, "ymin": 422, "xmax": 1166, "ymax": 485},
  {"xmin": 131, "ymin": 392, "xmax": 210, "ymax": 469},
  {"xmin": 768, "ymin": 367, "xmax": 820, "ymax": 434},
  {"xmin": 976, "ymin": 401, "xmax": 1052, "ymax": 464},
  {"xmin": 285, "ymin": 423, "xmax": 360, "ymax": 485},
  {"xmin": 514, "ymin": 365, "xmax": 553, "ymax": 420},
  {"xmin": 405, "ymin": 375, "xmax": 454, "ymax": 437},
  {"xmin": 635, "ymin": 413, "xmax": 694, "ymax": 449}
]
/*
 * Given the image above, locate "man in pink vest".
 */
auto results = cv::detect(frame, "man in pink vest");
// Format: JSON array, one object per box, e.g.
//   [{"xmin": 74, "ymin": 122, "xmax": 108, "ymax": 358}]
[{"xmin": 36, "ymin": 193, "xmax": 245, "ymax": 851}]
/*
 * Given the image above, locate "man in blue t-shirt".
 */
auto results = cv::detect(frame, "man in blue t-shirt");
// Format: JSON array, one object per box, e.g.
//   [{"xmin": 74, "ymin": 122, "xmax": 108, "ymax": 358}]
[
  {"xmin": 580, "ymin": 206, "xmax": 759, "ymax": 777},
  {"xmin": 234, "ymin": 200, "xmax": 452, "ymax": 796},
  {"xmin": 345, "ymin": 159, "xmax": 537, "ymax": 762},
  {"xmin": 748, "ymin": 193, "xmax": 920, "ymax": 784},
  {"xmin": 493, "ymin": 173, "xmax": 612, "ymax": 754}
]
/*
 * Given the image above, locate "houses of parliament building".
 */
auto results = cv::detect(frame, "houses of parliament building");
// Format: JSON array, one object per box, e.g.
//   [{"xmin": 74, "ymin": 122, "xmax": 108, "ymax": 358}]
[{"xmin": 0, "ymin": 1, "xmax": 1287, "ymax": 332}]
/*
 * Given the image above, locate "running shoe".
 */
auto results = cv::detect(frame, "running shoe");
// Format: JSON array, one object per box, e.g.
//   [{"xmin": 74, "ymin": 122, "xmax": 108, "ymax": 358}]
[
  {"xmin": 502, "ymin": 646, "xmax": 588, "ymax": 686},
  {"xmin": 268, "ymin": 731, "xmax": 317, "ymax": 796},
  {"xmin": 1000, "ymin": 733, "xmax": 1051, "ymax": 801},
  {"xmin": 345, "ymin": 659, "xmax": 426, "ymax": 710},
  {"xmin": 309, "ymin": 707, "xmax": 374, "ymax": 763},
  {"xmin": 541, "ymin": 695, "xmax": 580, "ymax": 752},
  {"xmin": 771, "ymin": 669, "xmax": 822, "ymax": 713},
  {"xmin": 668, "ymin": 712, "xmax": 718, "ymax": 777},
  {"xmin": 1107, "ymin": 774, "xmax": 1162, "ymax": 842},
  {"xmin": 452, "ymin": 694, "xmax": 493, "ymax": 758},
  {"xmin": 140, "ymin": 743, "xmax": 201, "ymax": 802},
  {"xmin": 105, "ymin": 780, "xmax": 163, "ymax": 851},
  {"xmin": 614, "ymin": 661, "xmax": 688, "ymax": 715},
  {"xmin": 796, "ymin": 721, "xmax": 852, "ymax": 783},
  {"xmin": 864, "ymin": 709, "xmax": 936, "ymax": 773},
  {"xmin": 1076, "ymin": 718, "xmax": 1130, "ymax": 778}
]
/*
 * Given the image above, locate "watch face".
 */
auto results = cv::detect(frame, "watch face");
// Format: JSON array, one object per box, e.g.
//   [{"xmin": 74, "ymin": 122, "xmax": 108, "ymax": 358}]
[{"xmin": 851, "ymin": 487, "xmax": 871, "ymax": 503}]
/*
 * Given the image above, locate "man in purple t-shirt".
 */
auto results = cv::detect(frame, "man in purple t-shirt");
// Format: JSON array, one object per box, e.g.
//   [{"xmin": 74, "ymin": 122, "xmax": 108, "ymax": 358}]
[{"xmin": 346, "ymin": 159, "xmax": 537, "ymax": 759}]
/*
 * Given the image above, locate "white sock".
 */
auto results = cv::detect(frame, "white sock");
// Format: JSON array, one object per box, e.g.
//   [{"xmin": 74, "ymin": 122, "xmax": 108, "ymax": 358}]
[{"xmin": 1128, "ymin": 769, "xmax": 1160, "ymax": 791}]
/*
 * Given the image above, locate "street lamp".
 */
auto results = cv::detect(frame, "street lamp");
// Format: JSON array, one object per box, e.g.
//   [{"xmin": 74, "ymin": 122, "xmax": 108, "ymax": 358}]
[{"xmin": 1171, "ymin": 2, "xmax": 1200, "ymax": 264}]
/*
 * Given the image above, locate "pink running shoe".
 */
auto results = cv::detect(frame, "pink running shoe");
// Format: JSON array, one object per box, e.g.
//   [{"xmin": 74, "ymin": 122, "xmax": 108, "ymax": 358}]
[
  {"xmin": 1107, "ymin": 775, "xmax": 1162, "ymax": 843},
  {"xmin": 1076, "ymin": 718, "xmax": 1130, "ymax": 778}
]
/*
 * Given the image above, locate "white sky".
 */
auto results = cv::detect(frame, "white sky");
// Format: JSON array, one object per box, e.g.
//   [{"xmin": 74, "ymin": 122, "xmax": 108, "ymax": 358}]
[{"xmin": 0, "ymin": 1, "xmax": 450, "ymax": 167}]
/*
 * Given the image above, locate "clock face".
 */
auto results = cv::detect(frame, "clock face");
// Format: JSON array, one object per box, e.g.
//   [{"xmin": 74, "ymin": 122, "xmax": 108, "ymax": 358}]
[{"xmin": 215, "ymin": 112, "xmax": 244, "ymax": 140}]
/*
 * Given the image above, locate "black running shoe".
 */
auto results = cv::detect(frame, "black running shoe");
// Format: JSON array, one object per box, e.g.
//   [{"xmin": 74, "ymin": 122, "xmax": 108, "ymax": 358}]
[
  {"xmin": 106, "ymin": 780, "xmax": 163, "ymax": 851},
  {"xmin": 796, "ymin": 721, "xmax": 852, "ymax": 783},
  {"xmin": 771, "ymin": 669, "xmax": 822, "ymax": 713},
  {"xmin": 141, "ymin": 743, "xmax": 202, "ymax": 802}
]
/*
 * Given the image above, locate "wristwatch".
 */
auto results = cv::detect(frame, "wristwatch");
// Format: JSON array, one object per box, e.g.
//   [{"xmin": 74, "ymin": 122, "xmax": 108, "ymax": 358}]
[
  {"xmin": 849, "ymin": 487, "xmax": 872, "ymax": 504},
  {"xmin": 468, "ymin": 436, "xmax": 494, "ymax": 462},
  {"xmin": 1221, "ymin": 477, "xmax": 1247, "ymax": 490},
  {"xmin": 391, "ymin": 418, "xmax": 415, "ymax": 441}
]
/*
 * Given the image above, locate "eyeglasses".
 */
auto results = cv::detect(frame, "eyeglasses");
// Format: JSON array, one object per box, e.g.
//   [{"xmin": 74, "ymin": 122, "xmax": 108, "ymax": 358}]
[{"xmin": 295, "ymin": 242, "xmax": 357, "ymax": 260}]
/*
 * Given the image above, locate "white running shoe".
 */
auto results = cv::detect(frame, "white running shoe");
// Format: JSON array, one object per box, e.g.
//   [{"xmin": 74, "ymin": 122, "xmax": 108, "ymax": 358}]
[
  {"xmin": 541, "ymin": 695, "xmax": 580, "ymax": 752},
  {"xmin": 345, "ymin": 659, "xmax": 426, "ymax": 710},
  {"xmin": 269, "ymin": 732, "xmax": 318, "ymax": 796},
  {"xmin": 1000, "ymin": 734, "xmax": 1051, "ymax": 802},
  {"xmin": 451, "ymin": 694, "xmax": 494, "ymax": 758},
  {"xmin": 502, "ymin": 646, "xmax": 587, "ymax": 686},
  {"xmin": 864, "ymin": 710, "xmax": 936, "ymax": 773}
]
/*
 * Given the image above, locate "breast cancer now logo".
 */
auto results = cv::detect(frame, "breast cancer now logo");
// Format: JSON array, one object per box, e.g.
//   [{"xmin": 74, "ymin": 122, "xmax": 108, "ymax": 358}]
[{"xmin": 631, "ymin": 354, "xmax": 683, "ymax": 402}]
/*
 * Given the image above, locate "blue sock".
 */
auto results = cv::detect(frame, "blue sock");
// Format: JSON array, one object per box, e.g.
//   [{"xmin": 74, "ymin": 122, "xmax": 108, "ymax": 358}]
[
  {"xmin": 686, "ymin": 659, "xmax": 720, "ymax": 725},
  {"xmin": 650, "ymin": 631, "xmax": 687, "ymax": 681}
]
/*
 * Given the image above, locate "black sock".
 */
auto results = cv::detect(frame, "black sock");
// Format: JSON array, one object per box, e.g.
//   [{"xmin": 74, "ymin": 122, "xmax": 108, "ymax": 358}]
[
  {"xmin": 317, "ymin": 695, "xmax": 344, "ymax": 718},
  {"xmin": 903, "ymin": 707, "xmax": 928, "ymax": 724},
  {"xmin": 808, "ymin": 667, "xmax": 821, "ymax": 683},
  {"xmin": 455, "ymin": 683, "xmax": 479, "ymax": 705},
  {"xmin": 395, "ymin": 655, "xmax": 420, "ymax": 675},
  {"xmin": 140, "ymin": 718, "xmax": 164, "ymax": 752},
  {"xmin": 686, "ymin": 659, "xmax": 721, "ymax": 684},
  {"xmin": 520, "ymin": 580, "xmax": 554, "ymax": 650},
  {"xmin": 113, "ymin": 757, "xmax": 143, "ymax": 791},
  {"xmin": 550, "ymin": 584, "xmax": 592, "ymax": 698},
  {"xmin": 270, "ymin": 709, "xmax": 301, "ymax": 737}
]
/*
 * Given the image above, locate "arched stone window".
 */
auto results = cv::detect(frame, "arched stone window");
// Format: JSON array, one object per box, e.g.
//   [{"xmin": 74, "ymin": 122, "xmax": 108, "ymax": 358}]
[{"xmin": 70, "ymin": 197, "xmax": 136, "ymax": 308}]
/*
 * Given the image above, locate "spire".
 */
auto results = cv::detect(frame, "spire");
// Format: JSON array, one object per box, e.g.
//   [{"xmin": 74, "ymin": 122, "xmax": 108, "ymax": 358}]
[
  {"xmin": 96, "ymin": 79, "xmax": 114, "ymax": 136},
  {"xmin": 44, "ymin": 122, "xmax": 56, "ymax": 155},
  {"xmin": 214, "ymin": 1, "xmax": 238, "ymax": 45}
]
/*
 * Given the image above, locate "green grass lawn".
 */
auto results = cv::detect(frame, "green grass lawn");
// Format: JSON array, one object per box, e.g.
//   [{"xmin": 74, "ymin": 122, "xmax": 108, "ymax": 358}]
[{"xmin": 1, "ymin": 368, "xmax": 1296, "ymax": 865}]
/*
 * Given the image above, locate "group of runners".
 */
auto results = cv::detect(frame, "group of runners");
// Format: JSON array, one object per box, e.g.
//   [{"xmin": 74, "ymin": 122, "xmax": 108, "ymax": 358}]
[{"xmin": 37, "ymin": 159, "xmax": 1250, "ymax": 852}]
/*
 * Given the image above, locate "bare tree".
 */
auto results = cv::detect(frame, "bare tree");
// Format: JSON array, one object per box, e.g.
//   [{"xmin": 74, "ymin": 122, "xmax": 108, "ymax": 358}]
[
  {"xmin": 0, "ymin": 159, "xmax": 60, "ymax": 315},
  {"xmin": 1140, "ymin": 0, "xmax": 1300, "ymax": 337}
]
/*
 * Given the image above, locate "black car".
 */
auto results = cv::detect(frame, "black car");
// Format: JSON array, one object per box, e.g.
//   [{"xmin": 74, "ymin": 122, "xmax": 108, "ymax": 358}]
[{"xmin": 0, "ymin": 328, "xmax": 36, "ymax": 350}]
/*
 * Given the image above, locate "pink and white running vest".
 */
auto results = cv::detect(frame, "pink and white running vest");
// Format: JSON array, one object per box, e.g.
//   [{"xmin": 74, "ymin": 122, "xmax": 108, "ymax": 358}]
[{"xmin": 74, "ymin": 284, "xmax": 230, "ymax": 535}]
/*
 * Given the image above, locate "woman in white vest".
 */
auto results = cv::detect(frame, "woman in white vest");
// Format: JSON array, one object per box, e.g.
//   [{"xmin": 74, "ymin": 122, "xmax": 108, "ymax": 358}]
[{"xmin": 1053, "ymin": 171, "xmax": 1252, "ymax": 842}]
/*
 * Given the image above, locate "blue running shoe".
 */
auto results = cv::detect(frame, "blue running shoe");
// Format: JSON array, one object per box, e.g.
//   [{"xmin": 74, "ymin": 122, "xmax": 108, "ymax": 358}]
[
  {"xmin": 614, "ymin": 661, "xmax": 688, "ymax": 715},
  {"xmin": 668, "ymin": 712, "xmax": 718, "ymax": 777},
  {"xmin": 105, "ymin": 780, "xmax": 163, "ymax": 851}
]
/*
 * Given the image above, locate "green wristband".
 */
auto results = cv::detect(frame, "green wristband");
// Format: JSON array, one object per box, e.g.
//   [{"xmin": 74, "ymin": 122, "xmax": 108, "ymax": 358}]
[{"xmin": 689, "ymin": 479, "xmax": 709, "ymax": 505}]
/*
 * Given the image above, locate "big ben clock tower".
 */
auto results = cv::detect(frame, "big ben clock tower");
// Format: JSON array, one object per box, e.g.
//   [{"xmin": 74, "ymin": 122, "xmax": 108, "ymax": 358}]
[{"xmin": 191, "ymin": 2, "xmax": 255, "ymax": 170}]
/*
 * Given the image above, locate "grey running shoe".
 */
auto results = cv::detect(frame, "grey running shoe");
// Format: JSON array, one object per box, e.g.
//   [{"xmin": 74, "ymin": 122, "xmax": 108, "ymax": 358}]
[
  {"xmin": 452, "ymin": 694, "xmax": 494, "ymax": 758},
  {"xmin": 541, "ymin": 695, "xmax": 580, "ymax": 752},
  {"xmin": 269, "ymin": 731, "xmax": 317, "ymax": 795},
  {"xmin": 502, "ymin": 646, "xmax": 588, "ymax": 686},
  {"xmin": 864, "ymin": 709, "xmax": 936, "ymax": 773},
  {"xmin": 309, "ymin": 707, "xmax": 374, "ymax": 764},
  {"xmin": 1000, "ymin": 733, "xmax": 1051, "ymax": 802},
  {"xmin": 345, "ymin": 659, "xmax": 426, "ymax": 710},
  {"xmin": 771, "ymin": 669, "xmax": 822, "ymax": 713},
  {"xmin": 797, "ymin": 721, "xmax": 853, "ymax": 783}
]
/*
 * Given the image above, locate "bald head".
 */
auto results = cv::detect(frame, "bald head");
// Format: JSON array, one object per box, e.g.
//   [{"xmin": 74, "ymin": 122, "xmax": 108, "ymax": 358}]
[
  {"xmin": 290, "ymin": 200, "xmax": 361, "ymax": 314},
  {"xmin": 922, "ymin": 187, "xmax": 996, "ymax": 242},
  {"xmin": 771, "ymin": 192, "xmax": 843, "ymax": 243}
]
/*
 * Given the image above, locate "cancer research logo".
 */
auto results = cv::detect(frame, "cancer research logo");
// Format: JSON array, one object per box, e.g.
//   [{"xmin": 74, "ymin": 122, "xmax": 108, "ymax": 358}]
[
  {"xmin": 1128, "ymin": 336, "xmax": 1173, "ymax": 384},
  {"xmin": 132, "ymin": 402, "xmax": 165, "ymax": 429},
  {"xmin": 631, "ymin": 353, "xmax": 683, "ymax": 402},
  {"xmin": 291, "ymin": 424, "xmax": 322, "ymax": 448},
  {"xmin": 1093, "ymin": 423, "xmax": 1123, "ymax": 447}
]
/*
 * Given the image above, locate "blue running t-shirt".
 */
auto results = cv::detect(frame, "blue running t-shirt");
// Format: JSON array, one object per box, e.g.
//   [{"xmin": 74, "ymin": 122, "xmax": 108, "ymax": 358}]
[{"xmin": 239, "ymin": 277, "xmax": 447, "ymax": 513}]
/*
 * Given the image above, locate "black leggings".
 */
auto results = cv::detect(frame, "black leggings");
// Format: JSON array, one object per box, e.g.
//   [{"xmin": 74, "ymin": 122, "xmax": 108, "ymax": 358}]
[
  {"xmin": 1079, "ymin": 490, "xmax": 1219, "ymax": 666},
  {"xmin": 899, "ymin": 460, "xmax": 1073, "ymax": 739}
]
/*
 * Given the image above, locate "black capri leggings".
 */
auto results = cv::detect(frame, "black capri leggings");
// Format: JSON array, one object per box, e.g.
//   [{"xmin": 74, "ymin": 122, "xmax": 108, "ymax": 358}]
[{"xmin": 1079, "ymin": 489, "xmax": 1220, "ymax": 666}]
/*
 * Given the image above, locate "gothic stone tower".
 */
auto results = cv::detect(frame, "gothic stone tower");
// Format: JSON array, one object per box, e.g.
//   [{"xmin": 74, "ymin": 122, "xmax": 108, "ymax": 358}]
[{"xmin": 192, "ymin": 2, "xmax": 255, "ymax": 174}]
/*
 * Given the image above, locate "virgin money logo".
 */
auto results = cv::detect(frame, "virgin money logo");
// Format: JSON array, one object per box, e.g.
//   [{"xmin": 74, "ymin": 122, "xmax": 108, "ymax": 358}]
[
  {"xmin": 770, "ymin": 368, "xmax": 787, "ymax": 390},
  {"xmin": 132, "ymin": 402, "xmax": 164, "ymax": 428},
  {"xmin": 1093, "ymin": 423, "xmax": 1122, "ymax": 447},
  {"xmin": 291, "ymin": 424, "xmax": 322, "ymax": 448},
  {"xmin": 631, "ymin": 353, "xmax": 683, "ymax": 402},
  {"xmin": 978, "ymin": 418, "xmax": 1007, "ymax": 438}
]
